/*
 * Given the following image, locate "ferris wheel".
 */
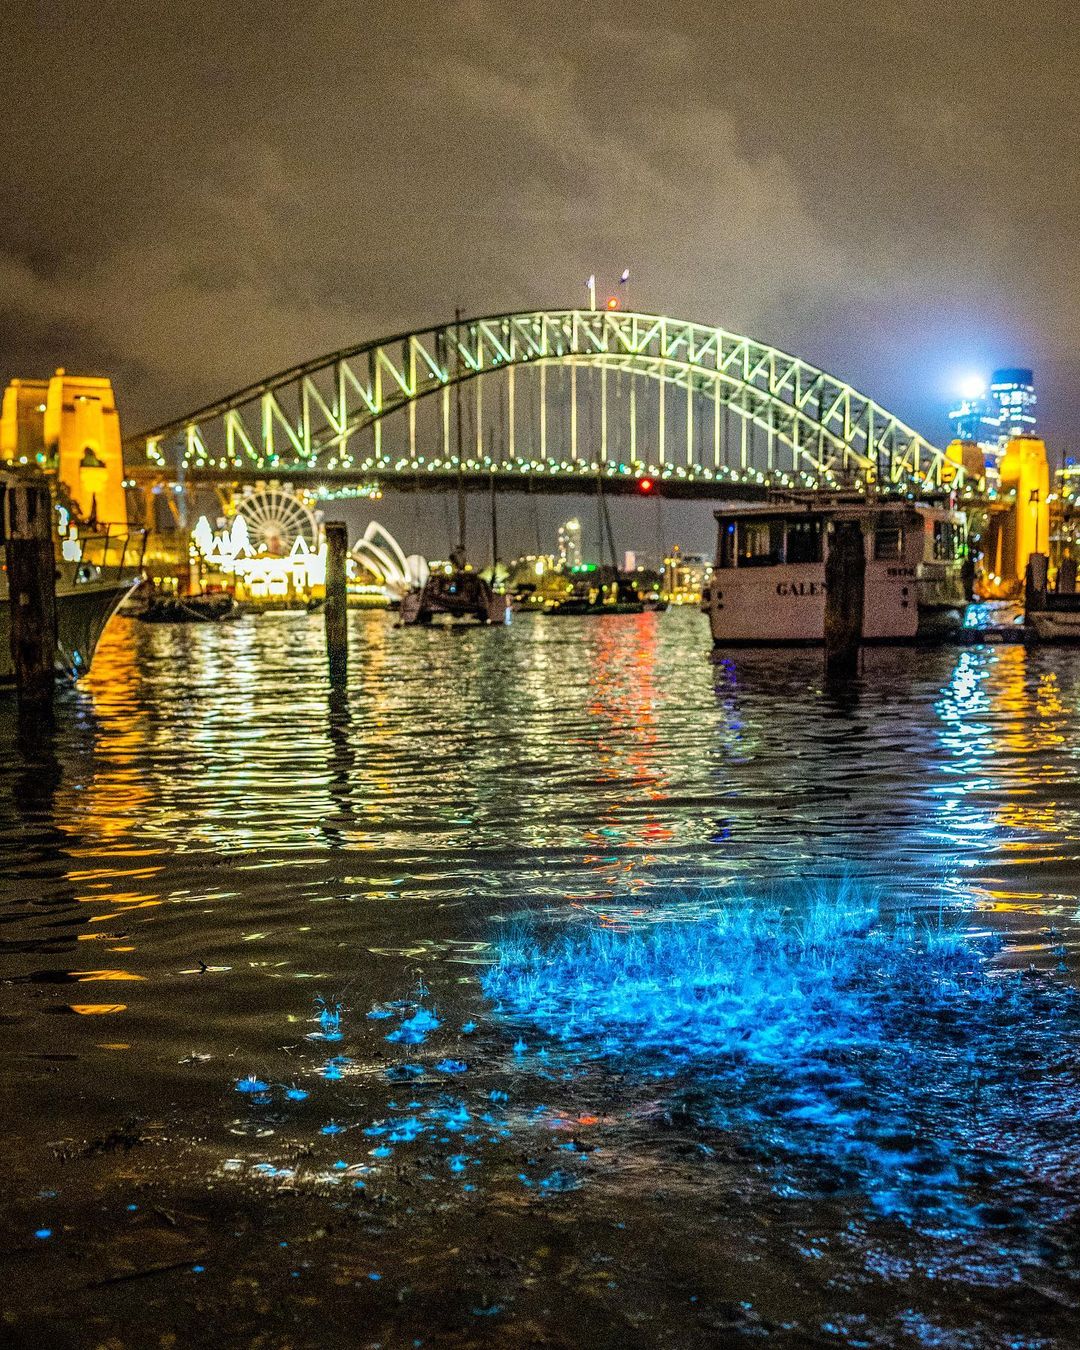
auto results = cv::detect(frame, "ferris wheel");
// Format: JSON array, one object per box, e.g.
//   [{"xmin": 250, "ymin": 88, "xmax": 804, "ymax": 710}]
[{"xmin": 234, "ymin": 485, "xmax": 319, "ymax": 556}]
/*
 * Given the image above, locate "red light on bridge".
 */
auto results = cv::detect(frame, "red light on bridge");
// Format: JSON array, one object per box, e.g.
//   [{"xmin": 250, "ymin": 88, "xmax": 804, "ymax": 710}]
[{"xmin": 638, "ymin": 477, "xmax": 654, "ymax": 494}]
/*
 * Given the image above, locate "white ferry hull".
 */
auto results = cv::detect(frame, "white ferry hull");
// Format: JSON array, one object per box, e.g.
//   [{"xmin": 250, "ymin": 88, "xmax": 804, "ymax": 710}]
[{"xmin": 704, "ymin": 563, "xmax": 928, "ymax": 644}]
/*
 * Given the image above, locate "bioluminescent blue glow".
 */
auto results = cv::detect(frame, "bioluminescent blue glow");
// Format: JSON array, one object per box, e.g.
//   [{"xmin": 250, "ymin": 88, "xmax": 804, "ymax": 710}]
[
  {"xmin": 485, "ymin": 892, "xmax": 911, "ymax": 1064},
  {"xmin": 310, "ymin": 996, "xmax": 344, "ymax": 1041},
  {"xmin": 207, "ymin": 882, "xmax": 1080, "ymax": 1328},
  {"xmin": 386, "ymin": 1006, "xmax": 441, "ymax": 1044},
  {"xmin": 481, "ymin": 888, "xmax": 1080, "ymax": 1241},
  {"xmin": 235, "ymin": 1076, "xmax": 270, "ymax": 1094}
]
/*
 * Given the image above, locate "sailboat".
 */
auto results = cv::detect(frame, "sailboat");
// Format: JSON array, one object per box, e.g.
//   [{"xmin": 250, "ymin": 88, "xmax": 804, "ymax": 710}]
[
  {"xmin": 399, "ymin": 314, "xmax": 509, "ymax": 627},
  {"xmin": 542, "ymin": 469, "xmax": 645, "ymax": 616}
]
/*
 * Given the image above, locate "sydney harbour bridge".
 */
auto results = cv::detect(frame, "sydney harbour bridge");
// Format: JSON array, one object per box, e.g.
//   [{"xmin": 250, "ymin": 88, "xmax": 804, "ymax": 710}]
[{"xmin": 128, "ymin": 309, "xmax": 965, "ymax": 503}]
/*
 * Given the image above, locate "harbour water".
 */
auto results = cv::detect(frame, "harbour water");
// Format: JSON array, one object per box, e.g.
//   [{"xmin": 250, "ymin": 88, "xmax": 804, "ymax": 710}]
[{"xmin": 2, "ymin": 608, "xmax": 1080, "ymax": 1347}]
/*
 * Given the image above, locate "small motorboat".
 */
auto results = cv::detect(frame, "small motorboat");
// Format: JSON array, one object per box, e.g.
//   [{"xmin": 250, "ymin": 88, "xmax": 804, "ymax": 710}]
[
  {"xmin": 1027, "ymin": 608, "xmax": 1080, "ymax": 642},
  {"xmin": 1022, "ymin": 554, "xmax": 1080, "ymax": 642},
  {"xmin": 545, "ymin": 596, "xmax": 645, "ymax": 616},
  {"xmin": 542, "ymin": 566, "xmax": 646, "ymax": 616},
  {"xmin": 128, "ymin": 589, "xmax": 239, "ymax": 624},
  {"xmin": 1, "ymin": 530, "xmax": 146, "ymax": 682}
]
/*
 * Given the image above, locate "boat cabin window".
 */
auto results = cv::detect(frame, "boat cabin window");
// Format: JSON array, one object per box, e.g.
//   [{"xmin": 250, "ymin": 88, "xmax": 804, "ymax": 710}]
[
  {"xmin": 738, "ymin": 518, "xmax": 785, "ymax": 567},
  {"xmin": 785, "ymin": 518, "xmax": 823, "ymax": 564},
  {"xmin": 716, "ymin": 515, "xmax": 823, "ymax": 567},
  {"xmin": 717, "ymin": 520, "xmax": 737, "ymax": 568},
  {"xmin": 933, "ymin": 520, "xmax": 964, "ymax": 561},
  {"xmin": 874, "ymin": 521, "xmax": 903, "ymax": 560}
]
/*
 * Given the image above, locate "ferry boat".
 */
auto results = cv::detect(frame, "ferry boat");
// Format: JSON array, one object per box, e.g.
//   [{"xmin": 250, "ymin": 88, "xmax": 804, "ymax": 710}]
[{"xmin": 701, "ymin": 495, "xmax": 969, "ymax": 645}]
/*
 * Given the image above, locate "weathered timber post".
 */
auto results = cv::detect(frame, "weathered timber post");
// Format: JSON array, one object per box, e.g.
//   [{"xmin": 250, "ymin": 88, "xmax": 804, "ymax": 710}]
[
  {"xmin": 824, "ymin": 518, "xmax": 865, "ymax": 680},
  {"xmin": 3, "ymin": 469, "xmax": 58, "ymax": 713},
  {"xmin": 1024, "ymin": 551, "xmax": 1049, "ymax": 623},
  {"xmin": 324, "ymin": 521, "xmax": 349, "ymax": 684}
]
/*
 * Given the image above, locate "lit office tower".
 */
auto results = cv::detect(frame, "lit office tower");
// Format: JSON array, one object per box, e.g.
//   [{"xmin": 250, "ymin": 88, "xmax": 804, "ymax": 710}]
[
  {"xmin": 988, "ymin": 368, "xmax": 1036, "ymax": 440},
  {"xmin": 947, "ymin": 367, "xmax": 1037, "ymax": 484},
  {"xmin": 949, "ymin": 368, "xmax": 1037, "ymax": 451},
  {"xmin": 948, "ymin": 378, "xmax": 992, "ymax": 443}
]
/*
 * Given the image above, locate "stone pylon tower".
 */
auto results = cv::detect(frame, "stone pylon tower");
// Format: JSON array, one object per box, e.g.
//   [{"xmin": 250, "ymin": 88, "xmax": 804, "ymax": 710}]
[{"xmin": 1, "ymin": 370, "xmax": 128, "ymax": 528}]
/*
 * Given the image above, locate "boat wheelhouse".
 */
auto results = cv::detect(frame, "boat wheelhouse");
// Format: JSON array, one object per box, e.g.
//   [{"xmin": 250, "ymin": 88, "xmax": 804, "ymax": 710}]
[{"xmin": 702, "ymin": 496, "xmax": 968, "ymax": 645}]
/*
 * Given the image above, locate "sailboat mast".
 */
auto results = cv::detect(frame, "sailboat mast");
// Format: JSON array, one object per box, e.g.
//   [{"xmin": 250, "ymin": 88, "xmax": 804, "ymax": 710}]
[
  {"xmin": 489, "ymin": 465, "xmax": 499, "ymax": 573},
  {"xmin": 595, "ymin": 467, "xmax": 618, "ymax": 570},
  {"xmin": 601, "ymin": 484, "xmax": 618, "ymax": 570},
  {"xmin": 454, "ymin": 308, "xmax": 466, "ymax": 557}
]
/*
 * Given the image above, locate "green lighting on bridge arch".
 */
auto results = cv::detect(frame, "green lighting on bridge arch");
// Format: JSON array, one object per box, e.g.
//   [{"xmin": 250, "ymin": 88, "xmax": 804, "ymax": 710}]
[{"xmin": 133, "ymin": 310, "xmax": 956, "ymax": 494}]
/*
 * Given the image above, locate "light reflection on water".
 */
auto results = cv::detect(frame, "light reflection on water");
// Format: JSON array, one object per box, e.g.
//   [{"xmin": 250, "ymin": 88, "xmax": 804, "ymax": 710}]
[
  {"xmin": 4, "ymin": 609, "xmax": 1080, "ymax": 1074},
  {"xmin": 3, "ymin": 608, "xmax": 1080, "ymax": 1342}
]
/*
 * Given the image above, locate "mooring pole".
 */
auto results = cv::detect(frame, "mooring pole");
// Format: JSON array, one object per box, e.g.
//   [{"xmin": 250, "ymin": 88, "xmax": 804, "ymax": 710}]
[
  {"xmin": 454, "ymin": 308, "xmax": 466, "ymax": 558},
  {"xmin": 489, "ymin": 468, "xmax": 499, "ymax": 573},
  {"xmin": 1024, "ymin": 551, "xmax": 1049, "ymax": 624},
  {"xmin": 3, "ymin": 469, "xmax": 58, "ymax": 716},
  {"xmin": 324, "ymin": 521, "xmax": 348, "ymax": 684},
  {"xmin": 824, "ymin": 518, "xmax": 865, "ymax": 680}
]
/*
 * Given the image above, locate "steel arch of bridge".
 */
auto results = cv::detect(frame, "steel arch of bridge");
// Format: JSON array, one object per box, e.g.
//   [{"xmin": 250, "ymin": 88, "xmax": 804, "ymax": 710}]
[{"xmin": 139, "ymin": 310, "xmax": 951, "ymax": 492}]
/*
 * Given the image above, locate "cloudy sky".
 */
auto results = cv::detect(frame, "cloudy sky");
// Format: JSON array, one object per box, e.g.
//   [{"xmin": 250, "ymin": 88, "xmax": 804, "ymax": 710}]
[{"xmin": 2, "ymin": 0, "xmax": 1076, "ymax": 475}]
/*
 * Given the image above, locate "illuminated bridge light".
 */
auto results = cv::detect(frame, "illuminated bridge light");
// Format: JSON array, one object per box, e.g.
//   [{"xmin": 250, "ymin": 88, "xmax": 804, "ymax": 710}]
[{"xmin": 129, "ymin": 310, "xmax": 955, "ymax": 495}]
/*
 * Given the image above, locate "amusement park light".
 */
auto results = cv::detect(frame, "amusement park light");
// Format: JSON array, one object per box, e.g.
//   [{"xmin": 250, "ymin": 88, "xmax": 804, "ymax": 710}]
[
  {"xmin": 638, "ymin": 477, "xmax": 655, "ymax": 494},
  {"xmin": 606, "ymin": 296, "xmax": 620, "ymax": 311},
  {"xmin": 958, "ymin": 374, "xmax": 987, "ymax": 402}
]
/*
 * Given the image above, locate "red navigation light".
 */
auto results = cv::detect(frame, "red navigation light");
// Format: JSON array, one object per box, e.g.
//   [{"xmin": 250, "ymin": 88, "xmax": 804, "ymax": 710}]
[
  {"xmin": 606, "ymin": 296, "xmax": 620, "ymax": 310},
  {"xmin": 638, "ymin": 477, "xmax": 654, "ymax": 494}
]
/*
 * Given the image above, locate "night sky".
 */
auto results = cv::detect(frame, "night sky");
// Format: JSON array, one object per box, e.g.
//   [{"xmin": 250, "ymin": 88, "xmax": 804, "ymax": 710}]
[{"xmin": 2, "ymin": 0, "xmax": 1077, "ymax": 558}]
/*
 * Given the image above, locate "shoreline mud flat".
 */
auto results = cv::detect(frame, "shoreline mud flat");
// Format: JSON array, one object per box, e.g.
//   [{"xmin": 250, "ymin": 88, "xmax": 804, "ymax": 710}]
[{"xmin": 4, "ymin": 900, "xmax": 1080, "ymax": 1349}]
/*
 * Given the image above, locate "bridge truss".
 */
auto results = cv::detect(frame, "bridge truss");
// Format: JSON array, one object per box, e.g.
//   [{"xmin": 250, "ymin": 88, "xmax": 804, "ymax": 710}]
[{"xmin": 137, "ymin": 310, "xmax": 956, "ymax": 494}]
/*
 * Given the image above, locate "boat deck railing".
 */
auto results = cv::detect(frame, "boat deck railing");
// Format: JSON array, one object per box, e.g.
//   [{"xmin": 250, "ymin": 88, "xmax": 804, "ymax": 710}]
[{"xmin": 67, "ymin": 526, "xmax": 150, "ymax": 582}]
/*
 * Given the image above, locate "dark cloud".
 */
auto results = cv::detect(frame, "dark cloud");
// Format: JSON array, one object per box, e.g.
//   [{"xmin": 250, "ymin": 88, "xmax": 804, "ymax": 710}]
[{"xmin": 2, "ymin": 0, "xmax": 1077, "ymax": 457}]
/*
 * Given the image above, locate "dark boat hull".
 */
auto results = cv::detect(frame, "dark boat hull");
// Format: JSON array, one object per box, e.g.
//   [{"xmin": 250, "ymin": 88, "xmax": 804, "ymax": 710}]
[
  {"xmin": 543, "ymin": 600, "xmax": 646, "ymax": 616},
  {"xmin": 1, "ymin": 579, "xmax": 136, "ymax": 684}
]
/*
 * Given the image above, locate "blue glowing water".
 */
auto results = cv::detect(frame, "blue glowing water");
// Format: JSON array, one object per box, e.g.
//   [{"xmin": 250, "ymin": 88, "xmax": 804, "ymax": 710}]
[{"xmin": 481, "ymin": 893, "xmax": 1080, "ymax": 1243}]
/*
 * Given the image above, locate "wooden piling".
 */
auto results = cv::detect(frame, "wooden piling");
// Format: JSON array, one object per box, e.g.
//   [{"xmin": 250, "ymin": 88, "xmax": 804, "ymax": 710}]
[
  {"xmin": 324, "ymin": 521, "xmax": 348, "ymax": 683},
  {"xmin": 1024, "ymin": 551, "xmax": 1049, "ymax": 621},
  {"xmin": 3, "ymin": 469, "xmax": 58, "ymax": 713},
  {"xmin": 824, "ymin": 518, "xmax": 865, "ymax": 680}
]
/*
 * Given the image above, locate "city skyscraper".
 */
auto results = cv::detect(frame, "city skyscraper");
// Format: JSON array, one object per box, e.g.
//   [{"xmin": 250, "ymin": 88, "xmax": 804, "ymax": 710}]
[
  {"xmin": 989, "ymin": 368, "xmax": 1037, "ymax": 439},
  {"xmin": 948, "ymin": 367, "xmax": 1037, "ymax": 480}
]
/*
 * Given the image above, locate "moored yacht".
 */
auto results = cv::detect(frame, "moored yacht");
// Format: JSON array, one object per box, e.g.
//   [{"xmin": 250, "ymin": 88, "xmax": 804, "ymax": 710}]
[
  {"xmin": 399, "ymin": 547, "xmax": 510, "ymax": 626},
  {"xmin": 701, "ymin": 495, "xmax": 969, "ymax": 645}
]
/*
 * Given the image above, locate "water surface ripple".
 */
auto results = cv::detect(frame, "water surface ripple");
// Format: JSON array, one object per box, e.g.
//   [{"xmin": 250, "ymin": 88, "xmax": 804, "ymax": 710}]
[{"xmin": 2, "ymin": 609, "xmax": 1079, "ymax": 1347}]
